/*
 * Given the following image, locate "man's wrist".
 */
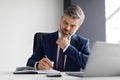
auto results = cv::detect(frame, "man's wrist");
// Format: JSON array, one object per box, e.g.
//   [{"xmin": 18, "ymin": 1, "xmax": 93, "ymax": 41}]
[
  {"xmin": 34, "ymin": 61, "xmax": 39, "ymax": 70},
  {"xmin": 63, "ymin": 44, "xmax": 70, "ymax": 52}
]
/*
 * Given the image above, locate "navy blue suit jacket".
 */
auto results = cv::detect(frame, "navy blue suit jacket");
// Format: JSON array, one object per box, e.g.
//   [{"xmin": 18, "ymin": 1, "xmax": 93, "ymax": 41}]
[{"xmin": 27, "ymin": 31, "xmax": 90, "ymax": 71}]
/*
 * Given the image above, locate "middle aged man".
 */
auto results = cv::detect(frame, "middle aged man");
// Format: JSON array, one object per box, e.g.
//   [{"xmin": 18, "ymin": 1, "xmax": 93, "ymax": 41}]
[{"xmin": 27, "ymin": 5, "xmax": 90, "ymax": 71}]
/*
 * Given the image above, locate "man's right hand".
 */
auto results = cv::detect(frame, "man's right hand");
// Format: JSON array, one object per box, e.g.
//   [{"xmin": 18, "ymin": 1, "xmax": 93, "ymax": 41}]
[{"xmin": 37, "ymin": 57, "xmax": 54, "ymax": 70}]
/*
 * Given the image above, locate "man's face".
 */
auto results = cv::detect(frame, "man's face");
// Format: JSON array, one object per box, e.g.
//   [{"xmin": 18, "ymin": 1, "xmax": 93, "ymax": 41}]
[{"xmin": 60, "ymin": 15, "xmax": 81, "ymax": 36}]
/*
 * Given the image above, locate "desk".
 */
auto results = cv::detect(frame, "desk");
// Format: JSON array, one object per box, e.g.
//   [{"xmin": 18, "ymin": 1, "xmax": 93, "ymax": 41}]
[
  {"xmin": 0, "ymin": 72, "xmax": 120, "ymax": 80},
  {"xmin": 0, "ymin": 71, "xmax": 81, "ymax": 80}
]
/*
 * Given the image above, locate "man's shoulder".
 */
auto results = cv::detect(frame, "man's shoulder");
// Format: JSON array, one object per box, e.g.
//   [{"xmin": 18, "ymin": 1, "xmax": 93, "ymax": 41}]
[
  {"xmin": 72, "ymin": 34, "xmax": 90, "ymax": 50},
  {"xmin": 72, "ymin": 34, "xmax": 89, "ymax": 41},
  {"xmin": 42, "ymin": 31, "xmax": 58, "ymax": 38}
]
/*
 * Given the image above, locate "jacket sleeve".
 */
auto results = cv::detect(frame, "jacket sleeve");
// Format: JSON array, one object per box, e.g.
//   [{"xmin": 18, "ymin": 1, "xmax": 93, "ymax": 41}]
[
  {"xmin": 26, "ymin": 36, "xmax": 44, "ymax": 67},
  {"xmin": 64, "ymin": 38, "xmax": 90, "ymax": 70}
]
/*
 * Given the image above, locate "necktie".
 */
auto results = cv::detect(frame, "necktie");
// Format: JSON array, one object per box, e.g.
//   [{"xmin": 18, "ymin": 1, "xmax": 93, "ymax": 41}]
[{"xmin": 57, "ymin": 48, "xmax": 65, "ymax": 71}]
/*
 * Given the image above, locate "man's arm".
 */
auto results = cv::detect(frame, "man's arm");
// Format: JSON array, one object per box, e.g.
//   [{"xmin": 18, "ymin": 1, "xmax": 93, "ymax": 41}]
[
  {"xmin": 26, "ymin": 35, "xmax": 54, "ymax": 70},
  {"xmin": 64, "ymin": 38, "xmax": 90, "ymax": 69},
  {"xmin": 27, "ymin": 34, "xmax": 45, "ymax": 68},
  {"xmin": 26, "ymin": 38, "xmax": 44, "ymax": 68}
]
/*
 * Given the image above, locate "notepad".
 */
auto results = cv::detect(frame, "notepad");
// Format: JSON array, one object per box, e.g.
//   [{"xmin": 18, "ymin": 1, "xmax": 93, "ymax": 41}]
[{"xmin": 13, "ymin": 66, "xmax": 60, "ymax": 74}]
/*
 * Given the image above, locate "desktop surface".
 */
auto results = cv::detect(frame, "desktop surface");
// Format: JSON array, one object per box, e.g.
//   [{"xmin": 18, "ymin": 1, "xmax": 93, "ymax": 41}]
[
  {"xmin": 0, "ymin": 71, "xmax": 120, "ymax": 80},
  {"xmin": 0, "ymin": 71, "xmax": 81, "ymax": 80}
]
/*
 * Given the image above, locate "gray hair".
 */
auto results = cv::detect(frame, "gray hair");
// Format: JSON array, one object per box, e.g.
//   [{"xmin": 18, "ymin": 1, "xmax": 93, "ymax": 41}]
[{"xmin": 64, "ymin": 5, "xmax": 85, "ymax": 25}]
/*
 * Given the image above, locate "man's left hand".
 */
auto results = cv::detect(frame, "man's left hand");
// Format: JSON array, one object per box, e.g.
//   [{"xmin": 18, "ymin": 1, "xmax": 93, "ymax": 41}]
[{"xmin": 56, "ymin": 35, "xmax": 70, "ymax": 49}]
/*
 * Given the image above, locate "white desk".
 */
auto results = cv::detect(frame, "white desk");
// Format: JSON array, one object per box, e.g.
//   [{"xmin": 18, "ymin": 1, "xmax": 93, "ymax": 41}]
[{"xmin": 0, "ymin": 72, "xmax": 120, "ymax": 80}]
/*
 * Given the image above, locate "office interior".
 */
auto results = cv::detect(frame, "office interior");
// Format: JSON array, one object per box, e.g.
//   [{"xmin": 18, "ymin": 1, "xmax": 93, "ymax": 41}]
[{"xmin": 0, "ymin": 0, "xmax": 120, "ymax": 78}]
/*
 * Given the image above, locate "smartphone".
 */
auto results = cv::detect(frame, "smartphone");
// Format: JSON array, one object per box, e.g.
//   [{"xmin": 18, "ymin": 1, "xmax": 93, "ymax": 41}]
[{"xmin": 46, "ymin": 73, "xmax": 62, "ymax": 77}]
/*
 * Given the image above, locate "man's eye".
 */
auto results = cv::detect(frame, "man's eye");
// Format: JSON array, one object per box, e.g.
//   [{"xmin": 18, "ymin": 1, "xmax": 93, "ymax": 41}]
[
  {"xmin": 64, "ymin": 21, "xmax": 68, "ymax": 25},
  {"xmin": 71, "ymin": 25, "xmax": 76, "ymax": 28}
]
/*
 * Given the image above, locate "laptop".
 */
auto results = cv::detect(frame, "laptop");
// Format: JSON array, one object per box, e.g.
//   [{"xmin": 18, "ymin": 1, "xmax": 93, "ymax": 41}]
[{"xmin": 66, "ymin": 41, "xmax": 120, "ymax": 77}]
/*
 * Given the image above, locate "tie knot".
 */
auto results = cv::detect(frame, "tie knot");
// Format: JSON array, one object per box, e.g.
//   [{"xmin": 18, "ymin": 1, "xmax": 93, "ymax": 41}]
[{"xmin": 60, "ymin": 48, "xmax": 63, "ymax": 53}]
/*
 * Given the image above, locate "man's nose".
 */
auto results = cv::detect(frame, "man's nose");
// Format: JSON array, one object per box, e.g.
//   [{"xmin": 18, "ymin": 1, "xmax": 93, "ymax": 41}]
[{"xmin": 65, "ymin": 26, "xmax": 70, "ymax": 30}]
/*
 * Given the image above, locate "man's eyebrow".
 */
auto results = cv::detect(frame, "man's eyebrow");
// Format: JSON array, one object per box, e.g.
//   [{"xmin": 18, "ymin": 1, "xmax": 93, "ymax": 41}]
[
  {"xmin": 71, "ymin": 24, "xmax": 76, "ymax": 27},
  {"xmin": 63, "ymin": 20, "xmax": 67, "ymax": 22}
]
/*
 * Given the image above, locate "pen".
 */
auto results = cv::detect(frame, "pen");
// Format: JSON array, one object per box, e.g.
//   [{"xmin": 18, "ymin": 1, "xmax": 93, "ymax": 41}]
[
  {"xmin": 44, "ymin": 55, "xmax": 47, "ymax": 58},
  {"xmin": 44, "ymin": 55, "xmax": 54, "ymax": 67}
]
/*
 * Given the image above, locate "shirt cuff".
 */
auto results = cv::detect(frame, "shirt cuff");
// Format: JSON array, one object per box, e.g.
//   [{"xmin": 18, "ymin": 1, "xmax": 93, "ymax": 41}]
[
  {"xmin": 63, "ymin": 44, "xmax": 70, "ymax": 52},
  {"xmin": 34, "ymin": 61, "xmax": 39, "ymax": 70}
]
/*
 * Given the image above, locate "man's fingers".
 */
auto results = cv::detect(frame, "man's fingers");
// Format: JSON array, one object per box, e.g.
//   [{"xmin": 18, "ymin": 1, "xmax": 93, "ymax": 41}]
[
  {"xmin": 61, "ymin": 35, "xmax": 70, "ymax": 40},
  {"xmin": 38, "ymin": 58, "xmax": 54, "ymax": 70},
  {"xmin": 39, "ymin": 61, "xmax": 52, "ymax": 70},
  {"xmin": 67, "ymin": 36, "xmax": 70, "ymax": 40},
  {"xmin": 43, "ymin": 58, "xmax": 54, "ymax": 67}
]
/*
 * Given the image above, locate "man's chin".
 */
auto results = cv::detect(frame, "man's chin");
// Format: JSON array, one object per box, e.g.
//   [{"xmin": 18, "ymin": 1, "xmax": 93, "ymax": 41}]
[
  {"xmin": 61, "ymin": 30, "xmax": 71, "ymax": 36},
  {"xmin": 62, "ymin": 32, "xmax": 71, "ymax": 37}
]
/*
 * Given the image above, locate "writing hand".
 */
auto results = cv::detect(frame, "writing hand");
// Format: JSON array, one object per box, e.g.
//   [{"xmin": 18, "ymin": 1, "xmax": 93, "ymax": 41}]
[{"xmin": 37, "ymin": 57, "xmax": 54, "ymax": 70}]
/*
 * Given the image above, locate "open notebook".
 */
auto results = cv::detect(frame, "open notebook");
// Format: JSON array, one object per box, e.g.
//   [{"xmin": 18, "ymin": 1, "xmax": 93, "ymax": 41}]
[{"xmin": 13, "ymin": 66, "xmax": 60, "ymax": 74}]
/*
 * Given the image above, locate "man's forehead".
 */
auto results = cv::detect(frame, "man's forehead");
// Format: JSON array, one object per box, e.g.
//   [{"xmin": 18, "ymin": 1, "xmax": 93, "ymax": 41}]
[{"xmin": 62, "ymin": 15, "xmax": 80, "ymax": 25}]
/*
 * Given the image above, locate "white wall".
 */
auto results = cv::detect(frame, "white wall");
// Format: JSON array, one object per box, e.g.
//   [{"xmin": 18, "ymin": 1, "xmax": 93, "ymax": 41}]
[{"xmin": 0, "ymin": 0, "xmax": 63, "ymax": 72}]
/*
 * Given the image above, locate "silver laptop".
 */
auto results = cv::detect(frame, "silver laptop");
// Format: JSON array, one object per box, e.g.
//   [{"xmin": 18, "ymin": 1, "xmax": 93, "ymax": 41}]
[{"xmin": 66, "ymin": 41, "xmax": 120, "ymax": 77}]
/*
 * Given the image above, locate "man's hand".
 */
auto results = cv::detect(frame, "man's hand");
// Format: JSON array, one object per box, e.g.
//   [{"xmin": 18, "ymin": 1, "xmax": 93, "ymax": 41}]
[
  {"xmin": 56, "ymin": 35, "xmax": 70, "ymax": 49},
  {"xmin": 37, "ymin": 57, "xmax": 54, "ymax": 70}
]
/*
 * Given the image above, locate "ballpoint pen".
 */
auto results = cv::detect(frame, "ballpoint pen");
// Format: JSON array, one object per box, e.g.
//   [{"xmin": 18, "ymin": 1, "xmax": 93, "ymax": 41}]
[
  {"xmin": 44, "ymin": 55, "xmax": 47, "ymax": 58},
  {"xmin": 44, "ymin": 55, "xmax": 54, "ymax": 68}
]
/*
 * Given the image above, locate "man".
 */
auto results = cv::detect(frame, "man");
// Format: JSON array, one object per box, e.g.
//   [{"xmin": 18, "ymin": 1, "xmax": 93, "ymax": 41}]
[{"xmin": 27, "ymin": 5, "xmax": 90, "ymax": 71}]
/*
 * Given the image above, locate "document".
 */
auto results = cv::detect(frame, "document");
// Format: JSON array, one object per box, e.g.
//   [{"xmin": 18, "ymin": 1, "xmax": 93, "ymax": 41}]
[{"xmin": 13, "ymin": 66, "xmax": 60, "ymax": 74}]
